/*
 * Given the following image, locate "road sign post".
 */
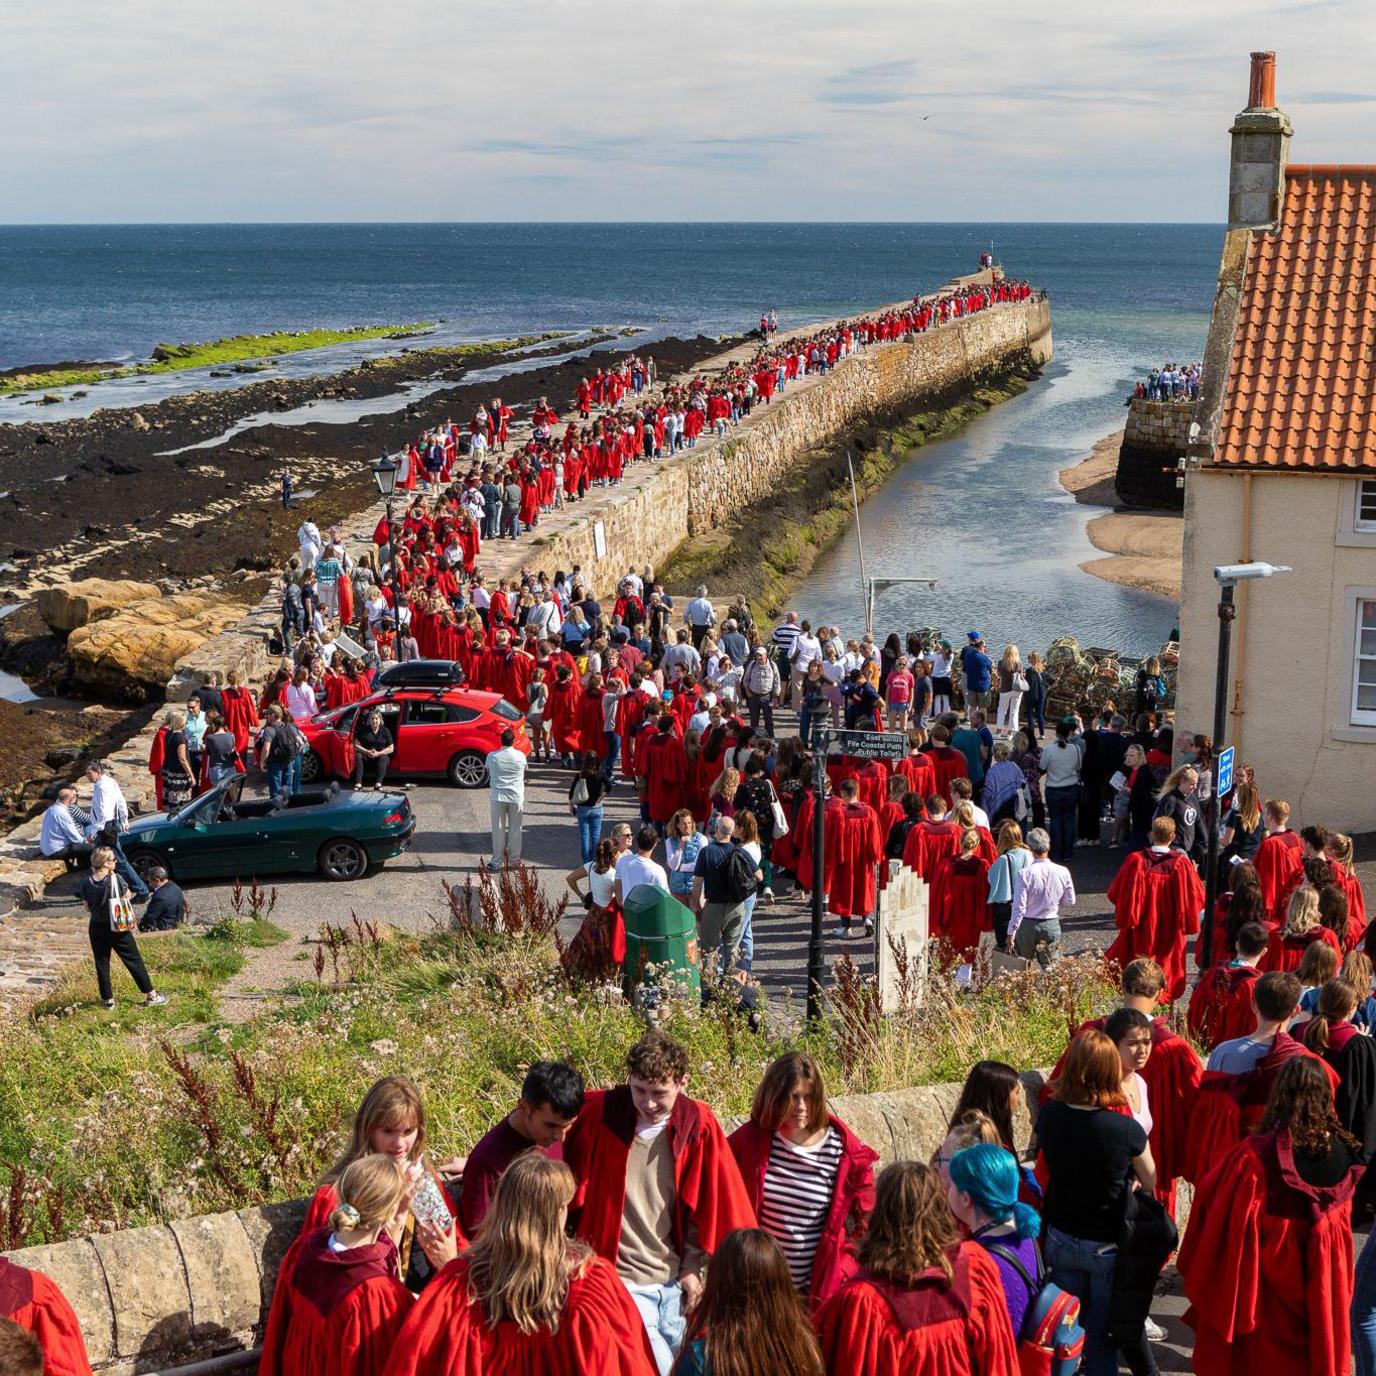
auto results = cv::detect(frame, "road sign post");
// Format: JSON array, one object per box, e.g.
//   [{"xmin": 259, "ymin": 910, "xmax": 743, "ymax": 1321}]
[
  {"xmin": 1216, "ymin": 745, "xmax": 1234, "ymax": 798},
  {"xmin": 1200, "ymin": 743, "xmax": 1235, "ymax": 969}
]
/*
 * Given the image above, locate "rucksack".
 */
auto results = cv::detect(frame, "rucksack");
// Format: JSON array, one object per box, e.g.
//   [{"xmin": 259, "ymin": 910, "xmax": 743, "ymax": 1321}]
[
  {"xmin": 984, "ymin": 1240, "xmax": 1085, "ymax": 1376},
  {"xmin": 724, "ymin": 845, "xmax": 759, "ymax": 904},
  {"xmin": 269, "ymin": 722, "xmax": 303, "ymax": 765}
]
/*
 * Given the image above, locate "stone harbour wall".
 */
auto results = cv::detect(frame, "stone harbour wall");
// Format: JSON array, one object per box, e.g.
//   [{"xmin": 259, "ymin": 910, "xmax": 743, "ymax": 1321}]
[
  {"xmin": 3, "ymin": 1076, "xmax": 1044, "ymax": 1374},
  {"xmin": 1115, "ymin": 396, "xmax": 1194, "ymax": 510},
  {"xmin": 533, "ymin": 295, "xmax": 1052, "ymax": 590}
]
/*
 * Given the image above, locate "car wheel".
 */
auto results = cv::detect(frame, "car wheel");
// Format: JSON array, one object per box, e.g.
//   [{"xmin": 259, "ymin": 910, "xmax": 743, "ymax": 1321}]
[
  {"xmin": 448, "ymin": 750, "xmax": 488, "ymax": 789},
  {"xmin": 318, "ymin": 839, "xmax": 369, "ymax": 881},
  {"xmin": 300, "ymin": 750, "xmax": 323, "ymax": 784},
  {"xmin": 126, "ymin": 848, "xmax": 169, "ymax": 885}
]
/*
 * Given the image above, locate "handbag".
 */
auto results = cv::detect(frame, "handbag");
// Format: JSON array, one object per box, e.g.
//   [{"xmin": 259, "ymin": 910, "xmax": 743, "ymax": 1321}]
[
  {"xmin": 108, "ymin": 874, "xmax": 137, "ymax": 933},
  {"xmin": 571, "ymin": 777, "xmax": 590, "ymax": 806},
  {"xmin": 1013, "ymin": 672, "xmax": 1030, "ymax": 692},
  {"xmin": 769, "ymin": 782, "xmax": 790, "ymax": 837}
]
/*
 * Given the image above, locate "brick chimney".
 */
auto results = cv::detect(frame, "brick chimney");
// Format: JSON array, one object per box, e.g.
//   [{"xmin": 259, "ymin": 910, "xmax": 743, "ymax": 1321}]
[{"xmin": 1228, "ymin": 51, "xmax": 1292, "ymax": 230}]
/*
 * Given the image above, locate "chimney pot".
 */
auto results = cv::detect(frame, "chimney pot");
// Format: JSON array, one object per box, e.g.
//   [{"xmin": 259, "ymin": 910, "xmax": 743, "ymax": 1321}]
[{"xmin": 1248, "ymin": 50, "xmax": 1276, "ymax": 109}]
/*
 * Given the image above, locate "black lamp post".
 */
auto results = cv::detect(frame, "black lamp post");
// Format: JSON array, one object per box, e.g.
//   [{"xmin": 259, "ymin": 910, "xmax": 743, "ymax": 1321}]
[
  {"xmin": 1198, "ymin": 561, "xmax": 1291, "ymax": 968},
  {"xmin": 371, "ymin": 453, "xmax": 405, "ymax": 659}
]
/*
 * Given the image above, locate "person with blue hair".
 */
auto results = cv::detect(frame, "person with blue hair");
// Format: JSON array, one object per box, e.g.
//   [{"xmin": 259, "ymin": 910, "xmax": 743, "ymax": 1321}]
[{"xmin": 947, "ymin": 1142, "xmax": 1041, "ymax": 1339}]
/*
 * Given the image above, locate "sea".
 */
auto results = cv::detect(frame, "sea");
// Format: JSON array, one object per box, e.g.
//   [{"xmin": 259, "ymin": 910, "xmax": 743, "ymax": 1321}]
[{"xmin": 0, "ymin": 222, "xmax": 1220, "ymax": 651}]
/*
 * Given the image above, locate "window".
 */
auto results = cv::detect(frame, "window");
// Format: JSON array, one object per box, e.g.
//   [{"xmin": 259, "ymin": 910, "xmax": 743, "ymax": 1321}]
[
  {"xmin": 1359, "ymin": 481, "xmax": 1376, "ymax": 531},
  {"xmin": 404, "ymin": 701, "xmax": 453, "ymax": 726},
  {"xmin": 1352, "ymin": 599, "xmax": 1376, "ymax": 725}
]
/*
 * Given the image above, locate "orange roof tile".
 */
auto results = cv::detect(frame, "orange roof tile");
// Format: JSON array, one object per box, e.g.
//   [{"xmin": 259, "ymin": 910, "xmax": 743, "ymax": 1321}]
[{"xmin": 1213, "ymin": 164, "xmax": 1376, "ymax": 472}]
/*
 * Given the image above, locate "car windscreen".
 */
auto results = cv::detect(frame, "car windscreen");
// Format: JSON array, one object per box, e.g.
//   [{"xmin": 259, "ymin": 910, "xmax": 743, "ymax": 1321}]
[{"xmin": 491, "ymin": 700, "xmax": 522, "ymax": 721}]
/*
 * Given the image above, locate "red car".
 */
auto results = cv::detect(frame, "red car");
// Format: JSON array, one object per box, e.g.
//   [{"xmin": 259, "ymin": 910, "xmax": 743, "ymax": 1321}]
[{"xmin": 300, "ymin": 688, "xmax": 529, "ymax": 788}]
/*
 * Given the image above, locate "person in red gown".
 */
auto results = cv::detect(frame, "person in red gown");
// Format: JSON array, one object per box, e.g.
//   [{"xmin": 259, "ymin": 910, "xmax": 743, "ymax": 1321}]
[
  {"xmin": 637, "ymin": 716, "xmax": 688, "ymax": 829},
  {"xmin": 1183, "ymin": 970, "xmax": 1339, "ymax": 1186},
  {"xmin": 1261, "ymin": 885, "xmax": 1343, "ymax": 972},
  {"xmin": 302, "ymin": 1077, "xmax": 465, "ymax": 1293},
  {"xmin": 563, "ymin": 1030, "xmax": 754, "ymax": 1370},
  {"xmin": 825, "ymin": 778, "xmax": 883, "ymax": 940},
  {"xmin": 1254, "ymin": 799, "xmax": 1303, "ymax": 921},
  {"xmin": 0, "ymin": 1256, "xmax": 93, "ymax": 1376},
  {"xmin": 1325, "ymin": 832, "xmax": 1368, "ymax": 943},
  {"xmin": 1044, "ymin": 957, "xmax": 1202, "ymax": 1213},
  {"xmin": 546, "ymin": 667, "xmax": 582, "ymax": 765},
  {"xmin": 929, "ymin": 829, "xmax": 991, "ymax": 968},
  {"xmin": 1188, "ymin": 922, "xmax": 1269, "ymax": 1050},
  {"xmin": 221, "ymin": 669, "xmax": 259, "ymax": 755},
  {"xmin": 1178, "ymin": 1056, "xmax": 1363, "ymax": 1376},
  {"xmin": 901, "ymin": 795, "xmax": 963, "ymax": 882},
  {"xmin": 814, "ymin": 1159, "xmax": 1018, "ymax": 1376},
  {"xmin": 1104, "ymin": 817, "xmax": 1204, "ymax": 1002},
  {"xmin": 382, "ymin": 1154, "xmax": 656, "ymax": 1376},
  {"xmin": 923, "ymin": 724, "xmax": 969, "ymax": 804},
  {"xmin": 575, "ymin": 674, "xmax": 609, "ymax": 762},
  {"xmin": 261, "ymin": 1155, "xmax": 416, "ymax": 1376}
]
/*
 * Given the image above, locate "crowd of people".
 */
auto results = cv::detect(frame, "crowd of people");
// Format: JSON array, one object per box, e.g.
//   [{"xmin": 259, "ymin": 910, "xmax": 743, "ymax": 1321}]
[
  {"xmin": 1129, "ymin": 362, "xmax": 1202, "ymax": 404},
  {"xmin": 15, "ymin": 949, "xmax": 1376, "ymax": 1376}
]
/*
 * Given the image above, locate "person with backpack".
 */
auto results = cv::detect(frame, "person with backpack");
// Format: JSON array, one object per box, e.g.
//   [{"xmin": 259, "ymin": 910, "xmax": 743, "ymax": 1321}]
[
  {"xmin": 81, "ymin": 845, "xmax": 167, "ymax": 1011},
  {"xmin": 691, "ymin": 815, "xmax": 756, "ymax": 974},
  {"xmin": 259, "ymin": 703, "xmax": 305, "ymax": 798},
  {"xmin": 947, "ymin": 1142, "xmax": 1084, "ymax": 1373}
]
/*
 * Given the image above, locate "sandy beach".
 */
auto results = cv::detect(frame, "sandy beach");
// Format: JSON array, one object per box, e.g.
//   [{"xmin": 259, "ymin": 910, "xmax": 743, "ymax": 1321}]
[{"xmin": 1059, "ymin": 427, "xmax": 1183, "ymax": 602}]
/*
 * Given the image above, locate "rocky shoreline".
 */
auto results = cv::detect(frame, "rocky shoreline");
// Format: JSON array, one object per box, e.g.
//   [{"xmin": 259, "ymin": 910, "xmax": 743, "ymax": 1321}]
[{"xmin": 1059, "ymin": 427, "xmax": 1183, "ymax": 602}]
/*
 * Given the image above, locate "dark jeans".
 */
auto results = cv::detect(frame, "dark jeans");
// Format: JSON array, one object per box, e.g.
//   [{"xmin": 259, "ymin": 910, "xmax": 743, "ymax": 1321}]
[
  {"xmin": 1046, "ymin": 785, "xmax": 1080, "ymax": 863},
  {"xmin": 111, "ymin": 833, "xmax": 150, "ymax": 899},
  {"xmin": 1024, "ymin": 696, "xmax": 1046, "ymax": 741},
  {"xmin": 602, "ymin": 731, "xmax": 620, "ymax": 782},
  {"xmin": 747, "ymin": 695, "xmax": 775, "ymax": 736},
  {"xmin": 990, "ymin": 900, "xmax": 1012, "ymax": 951},
  {"xmin": 353, "ymin": 753, "xmax": 390, "ymax": 787},
  {"xmin": 88, "ymin": 921, "xmax": 154, "ymax": 1001},
  {"xmin": 47, "ymin": 842, "xmax": 93, "ymax": 872},
  {"xmin": 1045, "ymin": 1228, "xmax": 1157, "ymax": 1376}
]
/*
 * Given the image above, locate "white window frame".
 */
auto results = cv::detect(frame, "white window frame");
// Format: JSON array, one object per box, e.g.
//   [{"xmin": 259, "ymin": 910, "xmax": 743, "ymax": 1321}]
[
  {"xmin": 1350, "ymin": 595, "xmax": 1376, "ymax": 727},
  {"xmin": 1337, "ymin": 479, "xmax": 1376, "ymax": 547}
]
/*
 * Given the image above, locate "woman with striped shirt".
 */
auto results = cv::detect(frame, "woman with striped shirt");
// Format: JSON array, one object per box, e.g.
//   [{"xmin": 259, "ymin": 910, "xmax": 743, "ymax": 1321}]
[{"xmin": 727, "ymin": 1053, "xmax": 878, "ymax": 1314}]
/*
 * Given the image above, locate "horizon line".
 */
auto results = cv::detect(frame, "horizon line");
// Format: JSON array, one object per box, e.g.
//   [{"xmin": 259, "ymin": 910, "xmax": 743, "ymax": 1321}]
[{"xmin": 0, "ymin": 218, "xmax": 1225, "ymax": 229}]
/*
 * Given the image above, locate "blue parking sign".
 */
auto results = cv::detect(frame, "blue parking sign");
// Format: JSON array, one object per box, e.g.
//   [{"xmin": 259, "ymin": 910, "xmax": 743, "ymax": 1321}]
[{"xmin": 1216, "ymin": 745, "xmax": 1234, "ymax": 797}]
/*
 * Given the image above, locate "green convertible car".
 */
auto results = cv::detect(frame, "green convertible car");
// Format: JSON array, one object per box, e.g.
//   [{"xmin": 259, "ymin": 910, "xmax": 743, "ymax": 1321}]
[{"xmin": 122, "ymin": 775, "xmax": 416, "ymax": 883}]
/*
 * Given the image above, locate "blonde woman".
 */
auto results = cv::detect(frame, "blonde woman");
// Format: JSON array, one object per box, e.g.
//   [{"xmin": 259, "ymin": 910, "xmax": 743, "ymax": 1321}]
[
  {"xmin": 80, "ymin": 846, "xmax": 166, "ymax": 1010},
  {"xmin": 260, "ymin": 1155, "xmax": 414, "ymax": 1376},
  {"xmin": 160, "ymin": 709, "xmax": 196, "ymax": 807},
  {"xmin": 384, "ymin": 1154, "xmax": 655, "ymax": 1376},
  {"xmin": 1265, "ymin": 884, "xmax": 1342, "ymax": 974},
  {"xmin": 303, "ymin": 1077, "xmax": 465, "ymax": 1290},
  {"xmin": 995, "ymin": 645, "xmax": 1026, "ymax": 730}
]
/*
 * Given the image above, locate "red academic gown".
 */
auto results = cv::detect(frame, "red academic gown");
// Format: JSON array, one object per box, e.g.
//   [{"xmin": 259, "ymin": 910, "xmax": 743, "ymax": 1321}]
[
  {"xmin": 260, "ymin": 1229, "xmax": 413, "ymax": 1376},
  {"xmin": 895, "ymin": 753, "xmax": 936, "ymax": 803},
  {"xmin": 1254, "ymin": 830, "xmax": 1304, "ymax": 922},
  {"xmin": 148, "ymin": 725, "xmax": 168, "ymax": 809},
  {"xmin": 814, "ymin": 1243, "xmax": 1019, "ymax": 1376},
  {"xmin": 639, "ymin": 730, "xmax": 688, "ymax": 824},
  {"xmin": 826, "ymin": 801, "xmax": 883, "ymax": 918},
  {"xmin": 546, "ymin": 680, "xmax": 582, "ymax": 755},
  {"xmin": 901, "ymin": 818, "xmax": 963, "ymax": 883},
  {"xmin": 929, "ymin": 854, "xmax": 992, "ymax": 962},
  {"xmin": 1104, "ymin": 847, "xmax": 1205, "ymax": 1002},
  {"xmin": 564, "ymin": 1087, "xmax": 755, "ymax": 1267},
  {"xmin": 1261, "ymin": 924, "xmax": 1343, "ymax": 974},
  {"xmin": 614, "ymin": 690, "xmax": 651, "ymax": 780},
  {"xmin": 1182, "ymin": 1033, "xmax": 1340, "ymax": 1186},
  {"xmin": 796, "ymin": 795, "xmax": 845, "ymax": 896},
  {"xmin": 728, "ymin": 1115, "xmax": 877, "ymax": 1314},
  {"xmin": 302, "ymin": 1180, "xmax": 465, "ymax": 1247},
  {"xmin": 380, "ymin": 1254, "xmax": 655, "ymax": 1376},
  {"xmin": 0, "ymin": 1258, "xmax": 93, "ymax": 1376},
  {"xmin": 926, "ymin": 745, "xmax": 970, "ymax": 803},
  {"xmin": 1188, "ymin": 962, "xmax": 1262, "ymax": 1051},
  {"xmin": 221, "ymin": 686, "xmax": 259, "ymax": 755},
  {"xmin": 575, "ymin": 687, "xmax": 608, "ymax": 759},
  {"xmin": 1178, "ymin": 1130, "xmax": 1360, "ymax": 1376}
]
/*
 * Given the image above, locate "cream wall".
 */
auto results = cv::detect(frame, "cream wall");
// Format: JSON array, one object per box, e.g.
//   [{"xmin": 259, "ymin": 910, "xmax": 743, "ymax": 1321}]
[{"xmin": 1178, "ymin": 469, "xmax": 1376, "ymax": 831}]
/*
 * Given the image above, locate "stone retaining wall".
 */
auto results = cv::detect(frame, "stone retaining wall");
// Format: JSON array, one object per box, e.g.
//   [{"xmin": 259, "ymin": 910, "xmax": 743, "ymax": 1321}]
[
  {"xmin": 1115, "ymin": 397, "xmax": 1193, "ymax": 510},
  {"xmin": 2, "ymin": 1075, "xmax": 1044, "ymax": 1374}
]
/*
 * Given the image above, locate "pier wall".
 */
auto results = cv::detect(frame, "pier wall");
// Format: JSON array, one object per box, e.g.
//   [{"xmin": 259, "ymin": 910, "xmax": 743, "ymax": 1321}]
[
  {"xmin": 1115, "ymin": 397, "xmax": 1193, "ymax": 509},
  {"xmin": 532, "ymin": 296, "xmax": 1052, "ymax": 591}
]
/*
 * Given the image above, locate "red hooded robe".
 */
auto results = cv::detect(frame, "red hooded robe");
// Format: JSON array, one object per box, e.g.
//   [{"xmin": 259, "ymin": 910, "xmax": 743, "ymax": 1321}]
[
  {"xmin": 1177, "ymin": 1130, "xmax": 1359, "ymax": 1376},
  {"xmin": 814, "ymin": 1243, "xmax": 1019, "ymax": 1376},
  {"xmin": 260, "ymin": 1229, "xmax": 412, "ymax": 1376},
  {"xmin": 1188, "ymin": 962, "xmax": 1263, "ymax": 1051},
  {"xmin": 379, "ymin": 1254, "xmax": 654, "ymax": 1376},
  {"xmin": 0, "ymin": 1258, "xmax": 93, "ymax": 1376},
  {"xmin": 546, "ymin": 679, "xmax": 582, "ymax": 756},
  {"xmin": 1104, "ymin": 847, "xmax": 1205, "ymax": 1001},
  {"xmin": 1254, "ymin": 830, "xmax": 1304, "ymax": 922},
  {"xmin": 901, "ymin": 817, "xmax": 963, "ymax": 883},
  {"xmin": 638, "ymin": 729, "xmax": 687, "ymax": 824},
  {"xmin": 929, "ymin": 853, "xmax": 992, "ymax": 962},
  {"xmin": 563, "ymin": 1087, "xmax": 755, "ymax": 1267},
  {"xmin": 826, "ymin": 800, "xmax": 883, "ymax": 919}
]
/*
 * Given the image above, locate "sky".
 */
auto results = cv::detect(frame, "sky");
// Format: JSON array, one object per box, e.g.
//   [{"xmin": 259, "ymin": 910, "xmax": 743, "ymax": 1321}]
[{"xmin": 4, "ymin": 0, "xmax": 1375, "ymax": 223}]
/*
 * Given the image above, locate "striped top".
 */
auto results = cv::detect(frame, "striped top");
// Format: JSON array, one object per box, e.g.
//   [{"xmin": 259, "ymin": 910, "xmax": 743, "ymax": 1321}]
[{"xmin": 759, "ymin": 1127, "xmax": 842, "ymax": 1290}]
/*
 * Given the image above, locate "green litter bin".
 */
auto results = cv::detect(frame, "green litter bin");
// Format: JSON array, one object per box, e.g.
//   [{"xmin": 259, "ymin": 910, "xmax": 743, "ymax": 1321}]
[{"xmin": 622, "ymin": 884, "xmax": 701, "ymax": 1001}]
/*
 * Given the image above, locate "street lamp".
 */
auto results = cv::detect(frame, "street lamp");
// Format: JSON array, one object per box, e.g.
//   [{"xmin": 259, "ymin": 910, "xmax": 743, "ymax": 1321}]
[
  {"xmin": 1199, "ymin": 561, "xmax": 1292, "ymax": 966},
  {"xmin": 371, "ymin": 453, "xmax": 406, "ymax": 660}
]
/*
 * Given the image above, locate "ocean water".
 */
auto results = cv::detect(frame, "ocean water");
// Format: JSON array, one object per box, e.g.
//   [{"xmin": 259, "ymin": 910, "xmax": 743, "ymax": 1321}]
[{"xmin": 0, "ymin": 222, "xmax": 1219, "ymax": 649}]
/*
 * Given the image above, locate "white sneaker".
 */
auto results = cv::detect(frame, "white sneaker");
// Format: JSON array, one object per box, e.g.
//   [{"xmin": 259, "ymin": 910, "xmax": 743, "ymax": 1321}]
[
  {"xmin": 102, "ymin": 999, "xmax": 115, "ymax": 1010},
  {"xmin": 830, "ymin": 924, "xmax": 851, "ymax": 940},
  {"xmin": 1144, "ymin": 1318, "xmax": 1166, "ymax": 1343},
  {"xmin": 146, "ymin": 992, "xmax": 168, "ymax": 1007}
]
